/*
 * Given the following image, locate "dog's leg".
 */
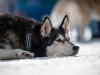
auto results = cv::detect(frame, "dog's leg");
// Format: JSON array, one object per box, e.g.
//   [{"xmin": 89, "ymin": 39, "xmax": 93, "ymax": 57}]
[
  {"xmin": 78, "ymin": 24, "xmax": 87, "ymax": 41},
  {"xmin": 0, "ymin": 49, "xmax": 34, "ymax": 60},
  {"xmin": 78, "ymin": 13, "xmax": 90, "ymax": 42}
]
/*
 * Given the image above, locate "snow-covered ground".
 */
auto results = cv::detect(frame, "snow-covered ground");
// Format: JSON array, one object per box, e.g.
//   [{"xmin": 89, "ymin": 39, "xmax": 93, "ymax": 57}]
[{"xmin": 0, "ymin": 39, "xmax": 100, "ymax": 75}]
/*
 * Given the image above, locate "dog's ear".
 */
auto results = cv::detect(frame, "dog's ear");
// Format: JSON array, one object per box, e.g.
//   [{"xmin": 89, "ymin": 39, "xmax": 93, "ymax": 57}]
[
  {"xmin": 59, "ymin": 15, "xmax": 70, "ymax": 32},
  {"xmin": 59, "ymin": 15, "xmax": 70, "ymax": 36},
  {"xmin": 41, "ymin": 17, "xmax": 52, "ymax": 37}
]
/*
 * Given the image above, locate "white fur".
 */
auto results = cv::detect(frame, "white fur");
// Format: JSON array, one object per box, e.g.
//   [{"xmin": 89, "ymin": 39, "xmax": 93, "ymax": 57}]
[
  {"xmin": 0, "ymin": 49, "xmax": 34, "ymax": 60},
  {"xmin": 46, "ymin": 34, "xmax": 76, "ymax": 56}
]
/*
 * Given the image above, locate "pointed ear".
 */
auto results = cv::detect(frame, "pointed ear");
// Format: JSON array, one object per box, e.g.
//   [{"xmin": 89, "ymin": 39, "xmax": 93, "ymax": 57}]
[
  {"xmin": 59, "ymin": 15, "xmax": 70, "ymax": 33},
  {"xmin": 41, "ymin": 17, "xmax": 52, "ymax": 37}
]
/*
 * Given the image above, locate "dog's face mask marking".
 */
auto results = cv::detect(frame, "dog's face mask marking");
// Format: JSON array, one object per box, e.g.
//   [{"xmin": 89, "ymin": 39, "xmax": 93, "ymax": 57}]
[{"xmin": 41, "ymin": 15, "xmax": 79, "ymax": 56}]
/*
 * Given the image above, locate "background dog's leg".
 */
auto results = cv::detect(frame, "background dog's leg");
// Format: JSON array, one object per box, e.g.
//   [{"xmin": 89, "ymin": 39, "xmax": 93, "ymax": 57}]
[
  {"xmin": 78, "ymin": 24, "xmax": 87, "ymax": 42},
  {"xmin": 78, "ymin": 13, "xmax": 90, "ymax": 42},
  {"xmin": 0, "ymin": 49, "xmax": 34, "ymax": 60},
  {"xmin": 78, "ymin": 3, "xmax": 92, "ymax": 42}
]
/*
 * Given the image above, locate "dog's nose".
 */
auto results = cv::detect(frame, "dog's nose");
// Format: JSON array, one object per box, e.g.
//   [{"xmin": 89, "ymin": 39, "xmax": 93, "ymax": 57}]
[{"xmin": 73, "ymin": 46, "xmax": 79, "ymax": 51}]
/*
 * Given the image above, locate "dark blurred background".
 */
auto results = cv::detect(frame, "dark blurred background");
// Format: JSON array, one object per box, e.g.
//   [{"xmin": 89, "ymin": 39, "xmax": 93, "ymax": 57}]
[
  {"xmin": 0, "ymin": 0, "xmax": 100, "ymax": 39},
  {"xmin": 0, "ymin": 0, "xmax": 57, "ymax": 21}
]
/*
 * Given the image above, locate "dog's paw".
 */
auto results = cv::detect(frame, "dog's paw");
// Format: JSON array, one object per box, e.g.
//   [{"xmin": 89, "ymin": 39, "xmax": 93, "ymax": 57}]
[
  {"xmin": 21, "ymin": 51, "xmax": 34, "ymax": 59},
  {"xmin": 15, "ymin": 49, "xmax": 34, "ymax": 59}
]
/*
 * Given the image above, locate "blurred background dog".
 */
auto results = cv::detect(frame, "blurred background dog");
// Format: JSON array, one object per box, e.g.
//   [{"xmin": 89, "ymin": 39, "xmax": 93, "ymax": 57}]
[{"xmin": 50, "ymin": 0, "xmax": 100, "ymax": 41}]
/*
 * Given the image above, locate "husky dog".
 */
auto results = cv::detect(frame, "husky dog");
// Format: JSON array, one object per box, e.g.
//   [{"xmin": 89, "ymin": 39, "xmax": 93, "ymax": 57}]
[
  {"xmin": 50, "ymin": 0, "xmax": 100, "ymax": 41},
  {"xmin": 0, "ymin": 14, "xmax": 79, "ymax": 60}
]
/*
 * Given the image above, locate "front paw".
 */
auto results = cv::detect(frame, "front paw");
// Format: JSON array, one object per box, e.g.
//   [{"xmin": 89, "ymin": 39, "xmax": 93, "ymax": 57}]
[
  {"xmin": 21, "ymin": 51, "xmax": 34, "ymax": 59},
  {"xmin": 15, "ymin": 49, "xmax": 34, "ymax": 59}
]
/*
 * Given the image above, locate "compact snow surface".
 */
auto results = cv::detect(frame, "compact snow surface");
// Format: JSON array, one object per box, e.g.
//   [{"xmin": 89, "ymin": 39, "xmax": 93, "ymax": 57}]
[{"xmin": 0, "ymin": 39, "xmax": 100, "ymax": 75}]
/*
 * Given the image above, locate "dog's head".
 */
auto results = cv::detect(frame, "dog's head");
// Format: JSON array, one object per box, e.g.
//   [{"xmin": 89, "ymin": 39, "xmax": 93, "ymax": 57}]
[{"xmin": 41, "ymin": 15, "xmax": 79, "ymax": 56}]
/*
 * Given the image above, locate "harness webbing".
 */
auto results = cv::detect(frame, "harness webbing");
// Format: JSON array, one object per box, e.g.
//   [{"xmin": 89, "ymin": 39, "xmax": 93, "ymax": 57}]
[{"xmin": 26, "ymin": 33, "xmax": 32, "ymax": 51}]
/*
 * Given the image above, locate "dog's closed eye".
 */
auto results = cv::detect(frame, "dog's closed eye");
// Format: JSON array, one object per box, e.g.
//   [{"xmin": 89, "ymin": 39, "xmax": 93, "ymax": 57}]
[
  {"xmin": 56, "ymin": 39, "xmax": 63, "ymax": 42},
  {"xmin": 68, "ymin": 37, "xmax": 70, "ymax": 41}
]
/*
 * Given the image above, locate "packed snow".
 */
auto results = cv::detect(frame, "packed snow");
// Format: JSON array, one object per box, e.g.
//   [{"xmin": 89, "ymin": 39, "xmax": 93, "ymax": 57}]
[{"xmin": 0, "ymin": 39, "xmax": 100, "ymax": 75}]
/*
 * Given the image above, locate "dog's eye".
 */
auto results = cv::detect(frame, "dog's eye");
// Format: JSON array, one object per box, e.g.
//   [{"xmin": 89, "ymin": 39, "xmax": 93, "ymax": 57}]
[
  {"xmin": 56, "ymin": 39, "xmax": 63, "ymax": 42},
  {"xmin": 68, "ymin": 37, "xmax": 70, "ymax": 41}
]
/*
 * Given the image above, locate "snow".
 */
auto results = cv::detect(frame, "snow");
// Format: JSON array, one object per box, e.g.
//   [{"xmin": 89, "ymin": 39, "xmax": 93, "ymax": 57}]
[{"xmin": 0, "ymin": 39, "xmax": 100, "ymax": 75}]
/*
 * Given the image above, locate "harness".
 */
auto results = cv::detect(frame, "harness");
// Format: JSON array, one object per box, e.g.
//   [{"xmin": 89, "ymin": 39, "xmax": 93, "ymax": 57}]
[{"xmin": 26, "ymin": 33, "xmax": 32, "ymax": 51}]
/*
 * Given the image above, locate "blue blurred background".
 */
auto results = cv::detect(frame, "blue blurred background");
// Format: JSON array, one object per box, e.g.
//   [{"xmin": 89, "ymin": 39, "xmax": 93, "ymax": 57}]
[{"xmin": 0, "ymin": 0, "xmax": 100, "ymax": 39}]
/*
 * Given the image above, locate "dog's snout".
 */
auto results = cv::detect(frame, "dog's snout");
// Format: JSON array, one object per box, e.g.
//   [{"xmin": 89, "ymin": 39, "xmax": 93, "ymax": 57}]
[{"xmin": 73, "ymin": 46, "xmax": 79, "ymax": 51}]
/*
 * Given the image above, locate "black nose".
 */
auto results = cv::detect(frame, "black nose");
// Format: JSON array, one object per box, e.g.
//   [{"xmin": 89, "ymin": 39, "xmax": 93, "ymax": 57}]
[{"xmin": 73, "ymin": 46, "xmax": 79, "ymax": 51}]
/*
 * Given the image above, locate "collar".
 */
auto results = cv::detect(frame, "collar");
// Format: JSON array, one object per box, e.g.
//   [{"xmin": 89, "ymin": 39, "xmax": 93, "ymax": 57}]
[{"xmin": 26, "ymin": 33, "xmax": 32, "ymax": 51}]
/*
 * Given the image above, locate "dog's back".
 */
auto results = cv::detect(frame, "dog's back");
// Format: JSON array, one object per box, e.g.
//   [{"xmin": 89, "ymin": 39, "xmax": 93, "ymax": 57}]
[{"xmin": 0, "ymin": 14, "xmax": 41, "ymax": 50}]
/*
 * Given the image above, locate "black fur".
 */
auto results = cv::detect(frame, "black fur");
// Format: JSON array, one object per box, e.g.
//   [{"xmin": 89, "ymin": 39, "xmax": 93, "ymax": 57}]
[{"xmin": 0, "ymin": 14, "xmax": 46, "ymax": 57}]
